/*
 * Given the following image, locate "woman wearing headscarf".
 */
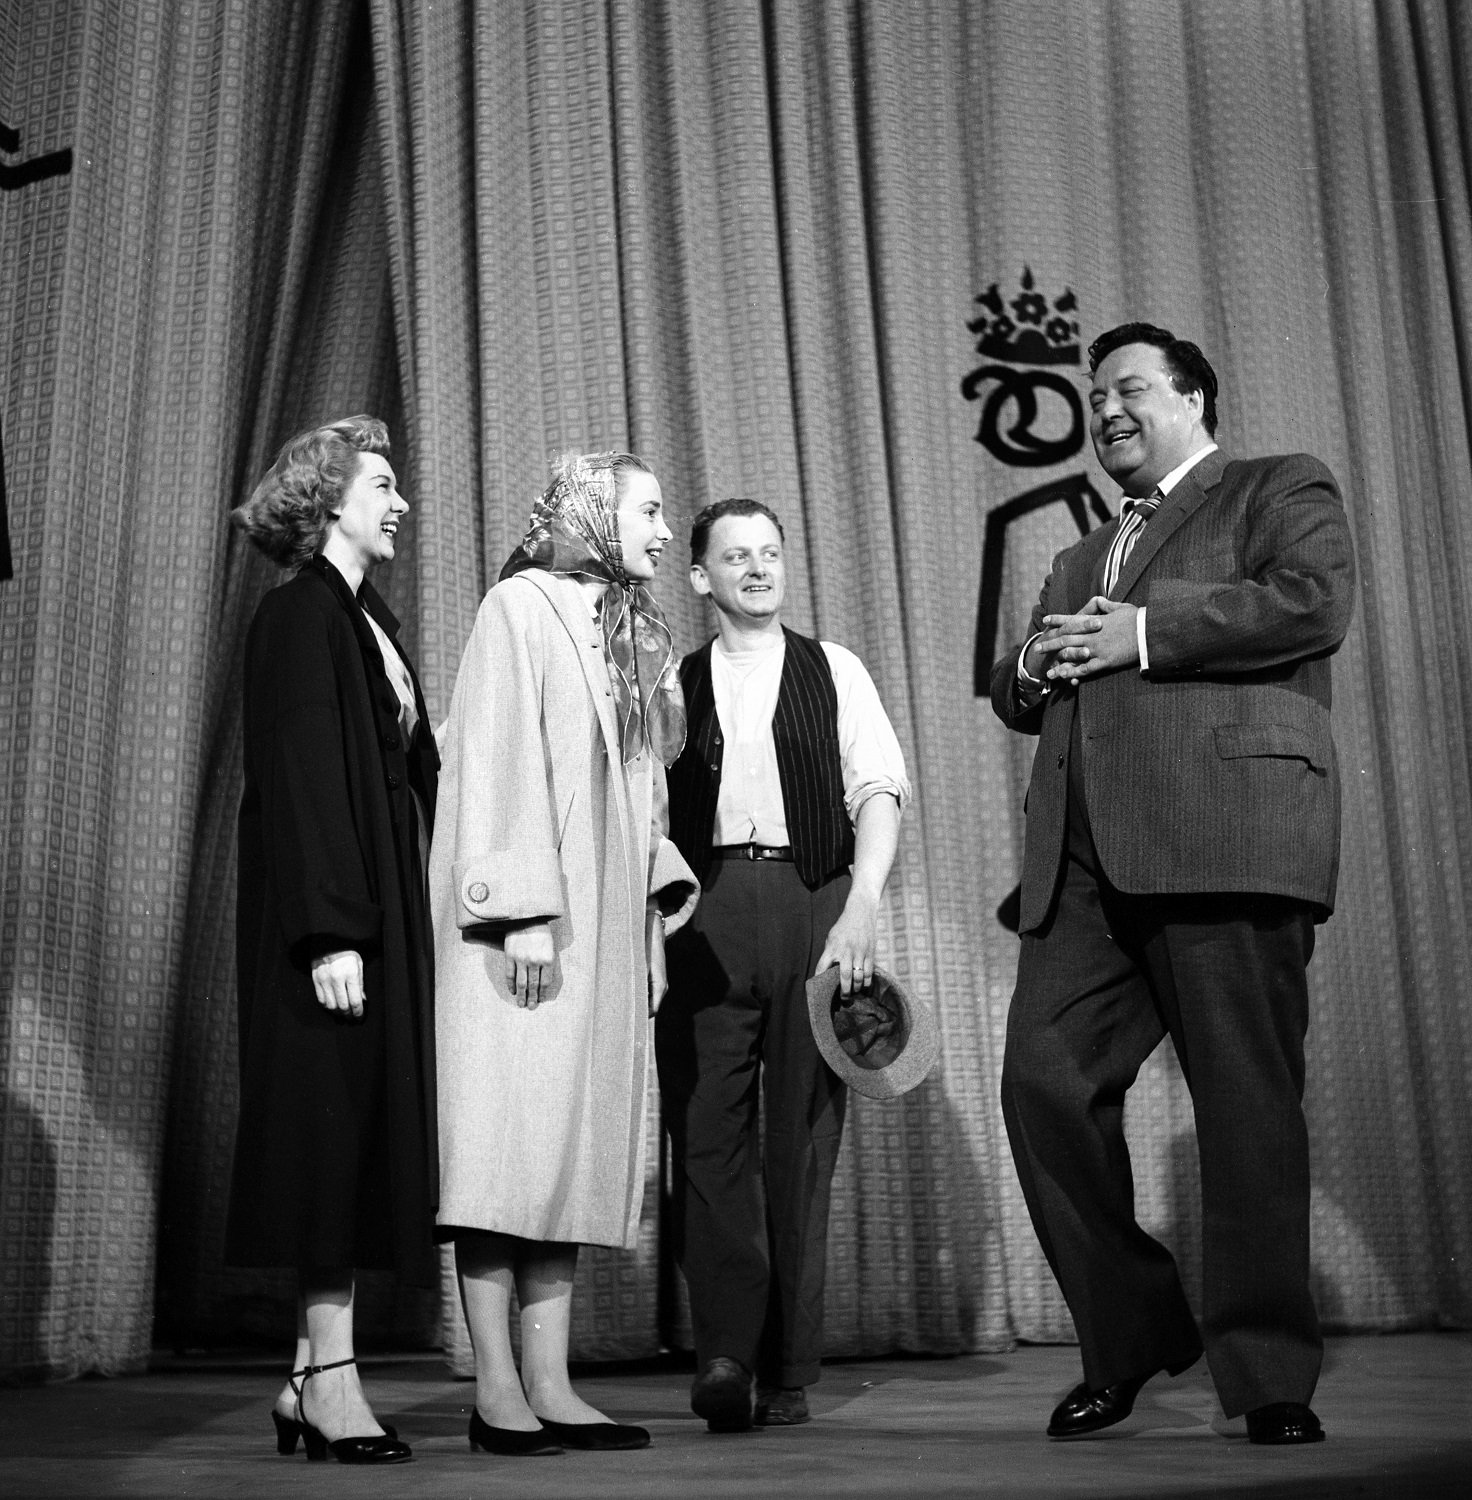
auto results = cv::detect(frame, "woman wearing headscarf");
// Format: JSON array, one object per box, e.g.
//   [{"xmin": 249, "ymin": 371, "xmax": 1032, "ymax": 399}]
[
  {"xmin": 227, "ymin": 415, "xmax": 436, "ymax": 1466},
  {"xmin": 431, "ymin": 451, "xmax": 697, "ymax": 1457}
]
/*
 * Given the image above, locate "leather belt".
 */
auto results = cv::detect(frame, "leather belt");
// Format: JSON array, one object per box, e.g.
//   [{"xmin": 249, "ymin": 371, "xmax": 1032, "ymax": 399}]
[{"xmin": 712, "ymin": 843, "xmax": 794, "ymax": 862}]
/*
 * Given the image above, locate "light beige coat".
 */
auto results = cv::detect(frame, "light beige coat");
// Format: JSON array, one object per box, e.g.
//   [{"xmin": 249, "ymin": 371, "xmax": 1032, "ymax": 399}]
[{"xmin": 432, "ymin": 570, "xmax": 697, "ymax": 1248}]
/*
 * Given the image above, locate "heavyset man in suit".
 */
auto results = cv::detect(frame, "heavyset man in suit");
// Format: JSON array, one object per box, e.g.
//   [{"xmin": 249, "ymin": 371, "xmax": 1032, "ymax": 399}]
[
  {"xmin": 991, "ymin": 323, "xmax": 1355, "ymax": 1445},
  {"xmin": 657, "ymin": 499, "xmax": 909, "ymax": 1432}
]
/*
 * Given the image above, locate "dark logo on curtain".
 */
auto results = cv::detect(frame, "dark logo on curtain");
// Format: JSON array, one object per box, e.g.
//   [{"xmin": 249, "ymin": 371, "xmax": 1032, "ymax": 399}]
[
  {"xmin": 0, "ymin": 120, "xmax": 72, "ymax": 193},
  {"xmin": 0, "ymin": 120, "xmax": 72, "ymax": 582},
  {"xmin": 963, "ymin": 269, "xmax": 1108, "ymax": 693}
]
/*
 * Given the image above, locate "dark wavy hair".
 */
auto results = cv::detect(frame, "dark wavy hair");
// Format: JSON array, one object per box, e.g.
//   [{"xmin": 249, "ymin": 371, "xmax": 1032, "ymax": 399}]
[
  {"xmin": 231, "ymin": 415, "xmax": 391, "ymax": 569},
  {"xmin": 689, "ymin": 498, "xmax": 785, "ymax": 565},
  {"xmin": 1087, "ymin": 322, "xmax": 1219, "ymax": 436}
]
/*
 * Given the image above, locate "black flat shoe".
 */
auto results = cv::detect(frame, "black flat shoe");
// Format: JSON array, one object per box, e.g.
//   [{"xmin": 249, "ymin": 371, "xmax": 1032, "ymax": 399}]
[
  {"xmin": 1047, "ymin": 1374, "xmax": 1149, "ymax": 1438},
  {"xmin": 296, "ymin": 1356, "xmax": 412, "ymax": 1464},
  {"xmin": 535, "ymin": 1416, "xmax": 651, "ymax": 1451},
  {"xmin": 1246, "ymin": 1402, "xmax": 1324, "ymax": 1445},
  {"xmin": 468, "ymin": 1408, "xmax": 564, "ymax": 1456}
]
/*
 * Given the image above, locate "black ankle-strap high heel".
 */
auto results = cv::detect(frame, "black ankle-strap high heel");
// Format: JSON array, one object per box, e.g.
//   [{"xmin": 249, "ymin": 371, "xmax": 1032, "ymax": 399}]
[
  {"xmin": 273, "ymin": 1365, "xmax": 398, "ymax": 1455},
  {"xmin": 296, "ymin": 1356, "xmax": 412, "ymax": 1464},
  {"xmin": 271, "ymin": 1367, "xmax": 311, "ymax": 1455}
]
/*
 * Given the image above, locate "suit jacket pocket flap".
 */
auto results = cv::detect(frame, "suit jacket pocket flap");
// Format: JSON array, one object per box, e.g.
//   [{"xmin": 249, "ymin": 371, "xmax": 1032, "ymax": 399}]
[{"xmin": 1214, "ymin": 722, "xmax": 1326, "ymax": 771}]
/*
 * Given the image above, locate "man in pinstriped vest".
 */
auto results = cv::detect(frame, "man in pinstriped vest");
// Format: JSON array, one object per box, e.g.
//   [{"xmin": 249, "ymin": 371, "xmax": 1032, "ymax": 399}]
[
  {"xmin": 991, "ymin": 324, "xmax": 1356, "ymax": 1447},
  {"xmin": 657, "ymin": 499, "xmax": 909, "ymax": 1433}
]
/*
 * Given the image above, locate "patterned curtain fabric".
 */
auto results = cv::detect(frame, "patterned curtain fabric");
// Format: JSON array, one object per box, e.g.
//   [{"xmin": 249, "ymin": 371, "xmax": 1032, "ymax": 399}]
[{"xmin": 1, "ymin": 0, "xmax": 1468, "ymax": 1381}]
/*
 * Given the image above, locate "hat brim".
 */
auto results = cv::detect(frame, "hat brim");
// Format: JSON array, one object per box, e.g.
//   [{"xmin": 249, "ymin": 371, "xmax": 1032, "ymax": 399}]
[{"xmin": 805, "ymin": 965, "xmax": 939, "ymax": 1101}]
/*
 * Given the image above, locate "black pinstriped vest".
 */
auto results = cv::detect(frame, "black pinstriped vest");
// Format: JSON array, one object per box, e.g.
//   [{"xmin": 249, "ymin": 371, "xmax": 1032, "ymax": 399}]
[{"xmin": 668, "ymin": 629, "xmax": 854, "ymax": 891}]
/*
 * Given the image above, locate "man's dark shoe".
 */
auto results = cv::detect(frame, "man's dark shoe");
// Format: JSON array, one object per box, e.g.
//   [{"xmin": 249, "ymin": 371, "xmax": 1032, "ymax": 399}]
[
  {"xmin": 1046, "ymin": 1373, "xmax": 1149, "ymax": 1438},
  {"xmin": 1246, "ymin": 1402, "xmax": 1324, "ymax": 1445},
  {"xmin": 691, "ymin": 1357, "xmax": 755, "ymax": 1433},
  {"xmin": 754, "ymin": 1386, "xmax": 809, "ymax": 1426}
]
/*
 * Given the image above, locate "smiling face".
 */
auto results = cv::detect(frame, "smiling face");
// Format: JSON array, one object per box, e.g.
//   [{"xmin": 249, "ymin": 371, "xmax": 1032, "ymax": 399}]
[
  {"xmin": 615, "ymin": 469, "xmax": 672, "ymax": 582},
  {"xmin": 325, "ymin": 452, "xmax": 406, "ymax": 573},
  {"xmin": 1089, "ymin": 342, "xmax": 1209, "ymax": 497},
  {"xmin": 691, "ymin": 512, "xmax": 786, "ymax": 624}
]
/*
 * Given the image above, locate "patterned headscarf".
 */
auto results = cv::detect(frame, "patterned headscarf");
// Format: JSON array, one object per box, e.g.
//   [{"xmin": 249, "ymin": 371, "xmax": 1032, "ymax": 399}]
[{"xmin": 500, "ymin": 452, "xmax": 686, "ymax": 766}]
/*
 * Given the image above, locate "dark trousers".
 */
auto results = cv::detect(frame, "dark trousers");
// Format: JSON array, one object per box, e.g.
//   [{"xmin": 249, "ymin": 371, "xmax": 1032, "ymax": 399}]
[
  {"xmin": 1001, "ymin": 743, "xmax": 1322, "ymax": 1417},
  {"xmin": 656, "ymin": 857, "xmax": 849, "ymax": 1388}
]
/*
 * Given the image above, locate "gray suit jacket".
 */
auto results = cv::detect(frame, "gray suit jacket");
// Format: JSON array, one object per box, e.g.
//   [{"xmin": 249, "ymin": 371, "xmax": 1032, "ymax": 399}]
[{"xmin": 991, "ymin": 450, "xmax": 1356, "ymax": 934}]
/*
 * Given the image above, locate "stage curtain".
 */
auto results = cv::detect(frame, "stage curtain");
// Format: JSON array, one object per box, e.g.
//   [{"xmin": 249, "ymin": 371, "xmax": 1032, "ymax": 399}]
[
  {"xmin": 1, "ymin": 0, "xmax": 1468, "ymax": 1383},
  {"xmin": 0, "ymin": 0, "xmax": 433, "ymax": 1378}
]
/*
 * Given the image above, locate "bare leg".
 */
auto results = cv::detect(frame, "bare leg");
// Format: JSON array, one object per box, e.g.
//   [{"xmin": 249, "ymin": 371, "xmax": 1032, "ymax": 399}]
[
  {"xmin": 296, "ymin": 1269, "xmax": 386, "ymax": 1441},
  {"xmin": 456, "ymin": 1231, "xmax": 541, "ymax": 1431},
  {"xmin": 272, "ymin": 1293, "xmax": 312, "ymax": 1420},
  {"xmin": 518, "ymin": 1243, "xmax": 608, "ymax": 1425}
]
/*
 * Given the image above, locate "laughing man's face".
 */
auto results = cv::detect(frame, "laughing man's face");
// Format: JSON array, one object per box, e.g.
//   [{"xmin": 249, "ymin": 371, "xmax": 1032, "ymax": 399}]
[{"xmin": 1089, "ymin": 342, "xmax": 1206, "ymax": 497}]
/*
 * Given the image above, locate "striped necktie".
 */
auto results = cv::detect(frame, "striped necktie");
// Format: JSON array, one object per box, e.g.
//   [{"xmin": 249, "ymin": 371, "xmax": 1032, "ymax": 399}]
[{"xmin": 1102, "ymin": 489, "xmax": 1162, "ymax": 597}]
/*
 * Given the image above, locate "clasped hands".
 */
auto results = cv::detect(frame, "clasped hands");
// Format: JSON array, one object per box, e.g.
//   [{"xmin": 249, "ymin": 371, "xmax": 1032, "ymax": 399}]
[{"xmin": 1024, "ymin": 596, "xmax": 1139, "ymax": 684}]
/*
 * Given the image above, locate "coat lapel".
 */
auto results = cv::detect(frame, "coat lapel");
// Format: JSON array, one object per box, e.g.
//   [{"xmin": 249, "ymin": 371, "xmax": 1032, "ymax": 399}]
[
  {"xmin": 1065, "ymin": 525, "xmax": 1116, "ymax": 611},
  {"xmin": 519, "ymin": 571, "xmax": 633, "ymax": 850},
  {"xmin": 1112, "ymin": 447, "xmax": 1228, "ymax": 602}
]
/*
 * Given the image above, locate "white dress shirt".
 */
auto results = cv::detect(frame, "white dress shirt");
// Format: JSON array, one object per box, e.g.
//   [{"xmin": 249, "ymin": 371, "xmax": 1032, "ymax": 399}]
[
  {"xmin": 710, "ymin": 634, "xmax": 910, "ymax": 848},
  {"xmin": 365, "ymin": 609, "xmax": 420, "ymax": 740},
  {"xmin": 1017, "ymin": 443, "xmax": 1218, "ymax": 690}
]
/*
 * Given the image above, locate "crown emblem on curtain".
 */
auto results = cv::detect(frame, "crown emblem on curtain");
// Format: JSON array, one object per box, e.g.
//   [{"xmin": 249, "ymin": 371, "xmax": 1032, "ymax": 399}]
[{"xmin": 967, "ymin": 268, "xmax": 1079, "ymax": 367}]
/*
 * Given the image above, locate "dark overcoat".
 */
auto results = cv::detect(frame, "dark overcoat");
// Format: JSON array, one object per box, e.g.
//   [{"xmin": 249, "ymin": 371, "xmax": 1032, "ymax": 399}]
[{"xmin": 226, "ymin": 555, "xmax": 439, "ymax": 1281}]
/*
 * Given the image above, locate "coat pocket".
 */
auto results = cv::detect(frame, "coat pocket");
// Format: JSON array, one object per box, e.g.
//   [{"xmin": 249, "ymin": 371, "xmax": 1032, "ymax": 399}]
[{"xmin": 1213, "ymin": 722, "xmax": 1327, "ymax": 774}]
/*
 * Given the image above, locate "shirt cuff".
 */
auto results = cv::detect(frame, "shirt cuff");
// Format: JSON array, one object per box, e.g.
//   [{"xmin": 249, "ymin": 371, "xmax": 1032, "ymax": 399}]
[
  {"xmin": 1017, "ymin": 633, "xmax": 1050, "ymax": 694},
  {"xmin": 1136, "ymin": 606, "xmax": 1150, "ymax": 673}
]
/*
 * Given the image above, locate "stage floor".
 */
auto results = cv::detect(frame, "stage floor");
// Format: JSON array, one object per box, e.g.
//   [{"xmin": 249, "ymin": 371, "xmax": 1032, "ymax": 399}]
[{"xmin": 1, "ymin": 1333, "xmax": 1467, "ymax": 1498}]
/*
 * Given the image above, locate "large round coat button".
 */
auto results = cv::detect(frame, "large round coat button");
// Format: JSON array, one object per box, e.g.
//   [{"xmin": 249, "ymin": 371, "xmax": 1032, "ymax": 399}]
[{"xmin": 468, "ymin": 882, "xmax": 489, "ymax": 904}]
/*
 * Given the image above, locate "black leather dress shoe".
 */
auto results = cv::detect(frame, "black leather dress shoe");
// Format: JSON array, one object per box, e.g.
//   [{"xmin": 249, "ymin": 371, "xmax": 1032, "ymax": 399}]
[
  {"xmin": 754, "ymin": 1386, "xmax": 809, "ymax": 1426},
  {"xmin": 1047, "ymin": 1374, "xmax": 1149, "ymax": 1438},
  {"xmin": 691, "ymin": 1357, "xmax": 755, "ymax": 1432},
  {"xmin": 536, "ymin": 1417, "xmax": 650, "ymax": 1450},
  {"xmin": 1246, "ymin": 1402, "xmax": 1324, "ymax": 1445}
]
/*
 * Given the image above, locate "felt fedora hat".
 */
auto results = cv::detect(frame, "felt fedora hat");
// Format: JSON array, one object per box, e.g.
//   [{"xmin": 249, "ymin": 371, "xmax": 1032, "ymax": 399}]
[{"xmin": 805, "ymin": 965, "xmax": 938, "ymax": 1100}]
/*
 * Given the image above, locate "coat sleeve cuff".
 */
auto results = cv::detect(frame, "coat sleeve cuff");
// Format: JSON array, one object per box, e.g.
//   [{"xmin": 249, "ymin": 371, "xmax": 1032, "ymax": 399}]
[
  {"xmin": 452, "ymin": 851, "xmax": 565, "ymax": 928},
  {"xmin": 649, "ymin": 836, "xmax": 699, "ymax": 937},
  {"xmin": 279, "ymin": 889, "xmax": 382, "ymax": 956}
]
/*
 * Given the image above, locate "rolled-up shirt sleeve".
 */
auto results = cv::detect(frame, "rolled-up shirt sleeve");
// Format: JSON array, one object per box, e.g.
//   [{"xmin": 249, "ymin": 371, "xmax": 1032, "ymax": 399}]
[{"xmin": 821, "ymin": 642, "xmax": 911, "ymax": 821}]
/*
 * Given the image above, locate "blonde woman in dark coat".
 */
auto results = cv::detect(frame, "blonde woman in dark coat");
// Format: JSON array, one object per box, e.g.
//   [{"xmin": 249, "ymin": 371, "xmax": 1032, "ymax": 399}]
[{"xmin": 227, "ymin": 416, "xmax": 437, "ymax": 1465}]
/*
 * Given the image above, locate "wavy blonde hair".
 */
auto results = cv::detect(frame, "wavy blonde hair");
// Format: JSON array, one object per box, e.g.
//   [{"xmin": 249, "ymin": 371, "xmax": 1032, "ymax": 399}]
[{"xmin": 232, "ymin": 415, "xmax": 391, "ymax": 569}]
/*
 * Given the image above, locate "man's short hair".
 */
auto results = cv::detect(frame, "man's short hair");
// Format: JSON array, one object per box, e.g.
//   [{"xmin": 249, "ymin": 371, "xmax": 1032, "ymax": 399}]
[
  {"xmin": 1087, "ymin": 322, "xmax": 1219, "ymax": 437},
  {"xmin": 689, "ymin": 498, "xmax": 785, "ymax": 565}
]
